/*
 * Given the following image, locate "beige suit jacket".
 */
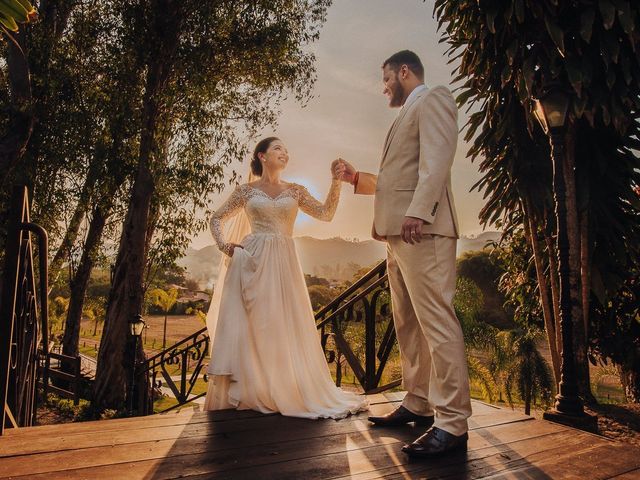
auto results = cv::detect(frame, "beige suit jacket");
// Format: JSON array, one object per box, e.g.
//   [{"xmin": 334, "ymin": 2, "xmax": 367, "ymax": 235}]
[{"xmin": 355, "ymin": 85, "xmax": 460, "ymax": 239}]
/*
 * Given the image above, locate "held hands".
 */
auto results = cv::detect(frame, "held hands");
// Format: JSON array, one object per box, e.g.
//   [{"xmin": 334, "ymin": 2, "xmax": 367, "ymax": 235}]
[
  {"xmin": 331, "ymin": 158, "xmax": 357, "ymax": 184},
  {"xmin": 401, "ymin": 217, "xmax": 425, "ymax": 244},
  {"xmin": 222, "ymin": 243, "xmax": 244, "ymax": 257}
]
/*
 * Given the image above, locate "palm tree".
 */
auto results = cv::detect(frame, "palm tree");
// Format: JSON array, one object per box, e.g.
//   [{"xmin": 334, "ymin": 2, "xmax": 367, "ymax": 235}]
[
  {"xmin": 49, "ymin": 296, "xmax": 69, "ymax": 338},
  {"xmin": 496, "ymin": 330, "xmax": 554, "ymax": 415},
  {"xmin": 148, "ymin": 288, "xmax": 178, "ymax": 350}
]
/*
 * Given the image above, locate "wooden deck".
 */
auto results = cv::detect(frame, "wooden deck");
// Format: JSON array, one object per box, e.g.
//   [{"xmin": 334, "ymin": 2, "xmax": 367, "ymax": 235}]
[{"xmin": 1, "ymin": 392, "xmax": 639, "ymax": 479}]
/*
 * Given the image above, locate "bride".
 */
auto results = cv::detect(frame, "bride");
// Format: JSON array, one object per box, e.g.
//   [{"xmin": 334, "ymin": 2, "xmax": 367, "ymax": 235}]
[{"xmin": 203, "ymin": 137, "xmax": 368, "ymax": 419}]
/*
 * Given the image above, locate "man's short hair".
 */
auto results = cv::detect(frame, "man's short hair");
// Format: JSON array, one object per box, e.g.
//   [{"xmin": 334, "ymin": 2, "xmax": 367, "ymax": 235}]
[{"xmin": 382, "ymin": 50, "xmax": 424, "ymax": 80}]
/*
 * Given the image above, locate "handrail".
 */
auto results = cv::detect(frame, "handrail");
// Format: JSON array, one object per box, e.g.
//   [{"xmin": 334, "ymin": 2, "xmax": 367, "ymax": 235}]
[
  {"xmin": 0, "ymin": 186, "xmax": 49, "ymax": 434},
  {"xmin": 20, "ymin": 222, "xmax": 49, "ymax": 359},
  {"xmin": 314, "ymin": 260, "xmax": 386, "ymax": 319},
  {"xmin": 316, "ymin": 274, "xmax": 388, "ymax": 329},
  {"xmin": 137, "ymin": 327, "xmax": 210, "ymax": 415},
  {"xmin": 143, "ymin": 326, "xmax": 207, "ymax": 366}
]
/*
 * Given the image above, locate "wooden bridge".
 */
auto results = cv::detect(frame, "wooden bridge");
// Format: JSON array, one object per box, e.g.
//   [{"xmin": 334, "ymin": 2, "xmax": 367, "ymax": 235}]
[{"xmin": 1, "ymin": 392, "xmax": 639, "ymax": 479}]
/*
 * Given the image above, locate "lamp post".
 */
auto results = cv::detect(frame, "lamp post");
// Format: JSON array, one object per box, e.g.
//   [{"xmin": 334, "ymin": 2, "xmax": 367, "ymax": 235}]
[
  {"xmin": 128, "ymin": 314, "xmax": 145, "ymax": 415},
  {"xmin": 534, "ymin": 84, "xmax": 596, "ymax": 430}
]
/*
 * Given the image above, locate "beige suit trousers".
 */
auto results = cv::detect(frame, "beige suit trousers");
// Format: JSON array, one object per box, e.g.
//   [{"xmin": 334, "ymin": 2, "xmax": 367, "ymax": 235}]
[{"xmin": 386, "ymin": 234, "xmax": 472, "ymax": 436}]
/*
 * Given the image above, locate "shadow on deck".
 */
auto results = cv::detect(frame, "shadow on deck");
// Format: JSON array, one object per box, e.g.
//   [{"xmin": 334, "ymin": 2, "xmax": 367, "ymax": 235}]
[{"xmin": 1, "ymin": 392, "xmax": 639, "ymax": 479}]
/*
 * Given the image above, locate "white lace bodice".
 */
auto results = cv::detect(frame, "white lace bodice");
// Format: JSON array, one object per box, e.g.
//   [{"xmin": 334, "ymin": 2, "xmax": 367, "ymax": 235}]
[{"xmin": 210, "ymin": 180, "xmax": 341, "ymax": 256}]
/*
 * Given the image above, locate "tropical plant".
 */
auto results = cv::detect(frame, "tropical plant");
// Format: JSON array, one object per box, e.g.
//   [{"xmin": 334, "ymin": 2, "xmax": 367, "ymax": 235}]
[
  {"xmin": 148, "ymin": 288, "xmax": 179, "ymax": 350},
  {"xmin": 0, "ymin": 0, "xmax": 37, "ymax": 33},
  {"xmin": 457, "ymin": 250, "xmax": 511, "ymax": 329},
  {"xmin": 590, "ymin": 266, "xmax": 640, "ymax": 402},
  {"xmin": 308, "ymin": 284, "xmax": 336, "ymax": 311},
  {"xmin": 434, "ymin": 0, "xmax": 640, "ymax": 403},
  {"xmin": 48, "ymin": 295, "xmax": 69, "ymax": 337},
  {"xmin": 497, "ymin": 329, "xmax": 554, "ymax": 415}
]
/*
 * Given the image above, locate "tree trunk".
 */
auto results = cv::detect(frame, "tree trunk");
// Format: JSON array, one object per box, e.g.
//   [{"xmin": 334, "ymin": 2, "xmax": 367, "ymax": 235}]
[
  {"xmin": 162, "ymin": 313, "xmax": 168, "ymax": 349},
  {"xmin": 49, "ymin": 155, "xmax": 105, "ymax": 285},
  {"xmin": 524, "ymin": 206, "xmax": 561, "ymax": 384},
  {"xmin": 543, "ymin": 210, "xmax": 562, "ymax": 359},
  {"xmin": 92, "ymin": 2, "xmax": 182, "ymax": 411},
  {"xmin": 524, "ymin": 384, "xmax": 532, "ymax": 416},
  {"xmin": 618, "ymin": 362, "xmax": 640, "ymax": 404},
  {"xmin": 61, "ymin": 203, "xmax": 110, "ymax": 368},
  {"xmin": 93, "ymin": 159, "xmax": 155, "ymax": 411},
  {"xmin": 580, "ymin": 210, "xmax": 590, "ymax": 339},
  {"xmin": 0, "ymin": 33, "xmax": 34, "ymax": 186},
  {"xmin": 564, "ymin": 127, "xmax": 594, "ymax": 404}
]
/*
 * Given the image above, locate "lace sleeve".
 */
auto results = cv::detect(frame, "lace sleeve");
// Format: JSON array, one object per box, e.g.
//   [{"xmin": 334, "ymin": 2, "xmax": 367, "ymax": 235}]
[
  {"xmin": 209, "ymin": 185, "xmax": 247, "ymax": 256},
  {"xmin": 296, "ymin": 179, "xmax": 341, "ymax": 221}
]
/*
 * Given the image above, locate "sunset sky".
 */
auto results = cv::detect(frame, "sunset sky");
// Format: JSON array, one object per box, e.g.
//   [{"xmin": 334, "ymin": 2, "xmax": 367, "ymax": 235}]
[{"xmin": 191, "ymin": 0, "xmax": 488, "ymax": 250}]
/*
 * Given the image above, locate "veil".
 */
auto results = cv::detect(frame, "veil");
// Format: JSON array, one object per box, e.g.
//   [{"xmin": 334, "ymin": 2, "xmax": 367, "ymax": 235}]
[{"xmin": 205, "ymin": 172, "xmax": 255, "ymax": 354}]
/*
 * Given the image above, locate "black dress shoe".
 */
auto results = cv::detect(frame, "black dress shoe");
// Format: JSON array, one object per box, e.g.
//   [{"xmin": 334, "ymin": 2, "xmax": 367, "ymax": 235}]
[
  {"xmin": 401, "ymin": 426, "xmax": 468, "ymax": 458},
  {"xmin": 368, "ymin": 406, "xmax": 434, "ymax": 427}
]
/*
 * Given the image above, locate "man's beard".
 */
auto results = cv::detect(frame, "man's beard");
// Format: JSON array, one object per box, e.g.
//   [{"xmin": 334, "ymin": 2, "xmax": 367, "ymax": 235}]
[{"xmin": 389, "ymin": 77, "xmax": 405, "ymax": 108}]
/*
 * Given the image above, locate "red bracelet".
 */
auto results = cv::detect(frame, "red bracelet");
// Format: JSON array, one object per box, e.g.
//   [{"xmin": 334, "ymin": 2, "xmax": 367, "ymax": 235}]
[{"xmin": 352, "ymin": 171, "xmax": 360, "ymax": 186}]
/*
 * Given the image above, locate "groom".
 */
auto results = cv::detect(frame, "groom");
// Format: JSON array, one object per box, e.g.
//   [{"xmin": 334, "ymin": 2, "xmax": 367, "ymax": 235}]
[{"xmin": 333, "ymin": 50, "xmax": 472, "ymax": 458}]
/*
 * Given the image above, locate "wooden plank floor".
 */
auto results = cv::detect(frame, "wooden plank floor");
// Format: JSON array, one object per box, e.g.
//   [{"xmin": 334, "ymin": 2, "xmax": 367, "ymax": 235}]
[{"xmin": 1, "ymin": 392, "xmax": 639, "ymax": 479}]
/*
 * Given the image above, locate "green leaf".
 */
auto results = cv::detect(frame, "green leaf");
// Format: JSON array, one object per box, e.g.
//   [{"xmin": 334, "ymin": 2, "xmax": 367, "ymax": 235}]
[
  {"xmin": 616, "ymin": 0, "xmax": 634, "ymax": 34},
  {"xmin": 606, "ymin": 69, "xmax": 616, "ymax": 89},
  {"xmin": 544, "ymin": 16, "xmax": 565, "ymax": 55},
  {"xmin": 565, "ymin": 56, "xmax": 583, "ymax": 95},
  {"xmin": 580, "ymin": 8, "xmax": 596, "ymax": 42},
  {"xmin": 620, "ymin": 53, "xmax": 632, "ymax": 85},
  {"xmin": 506, "ymin": 38, "xmax": 519, "ymax": 66},
  {"xmin": 515, "ymin": 0, "xmax": 525, "ymax": 23},
  {"xmin": 572, "ymin": 94, "xmax": 588, "ymax": 119},
  {"xmin": 456, "ymin": 88, "xmax": 475, "ymax": 106},
  {"xmin": 601, "ymin": 102, "xmax": 611, "ymax": 125},
  {"xmin": 602, "ymin": 30, "xmax": 621, "ymax": 63},
  {"xmin": 599, "ymin": 0, "xmax": 616, "ymax": 30},
  {"xmin": 522, "ymin": 56, "xmax": 536, "ymax": 96},
  {"xmin": 486, "ymin": 9, "xmax": 497, "ymax": 34}
]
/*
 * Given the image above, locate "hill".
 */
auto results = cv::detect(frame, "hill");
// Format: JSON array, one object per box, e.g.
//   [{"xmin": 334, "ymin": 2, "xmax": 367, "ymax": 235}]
[{"xmin": 179, "ymin": 231, "xmax": 502, "ymax": 288}]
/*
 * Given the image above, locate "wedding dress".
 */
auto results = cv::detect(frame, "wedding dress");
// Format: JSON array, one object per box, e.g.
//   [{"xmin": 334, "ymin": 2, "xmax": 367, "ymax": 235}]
[{"xmin": 203, "ymin": 179, "xmax": 368, "ymax": 419}]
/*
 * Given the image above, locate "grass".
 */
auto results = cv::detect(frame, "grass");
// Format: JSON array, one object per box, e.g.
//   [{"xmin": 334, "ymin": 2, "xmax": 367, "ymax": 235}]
[
  {"xmin": 78, "ymin": 344, "xmax": 98, "ymax": 358},
  {"xmin": 152, "ymin": 377, "xmax": 208, "ymax": 412}
]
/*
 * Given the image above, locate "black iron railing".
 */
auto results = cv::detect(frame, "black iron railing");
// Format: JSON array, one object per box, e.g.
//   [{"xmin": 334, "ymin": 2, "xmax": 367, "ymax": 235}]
[
  {"xmin": 137, "ymin": 327, "xmax": 210, "ymax": 414},
  {"xmin": 137, "ymin": 259, "xmax": 399, "ymax": 414},
  {"xmin": 315, "ymin": 260, "xmax": 400, "ymax": 393},
  {"xmin": 0, "ymin": 186, "xmax": 49, "ymax": 435}
]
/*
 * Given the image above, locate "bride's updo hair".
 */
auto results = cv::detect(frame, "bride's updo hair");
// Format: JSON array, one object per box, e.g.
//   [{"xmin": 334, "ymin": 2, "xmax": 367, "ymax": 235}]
[{"xmin": 251, "ymin": 137, "xmax": 280, "ymax": 177}]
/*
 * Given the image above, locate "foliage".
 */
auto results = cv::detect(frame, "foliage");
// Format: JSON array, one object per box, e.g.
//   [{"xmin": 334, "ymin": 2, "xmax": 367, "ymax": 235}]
[
  {"xmin": 308, "ymin": 284, "xmax": 336, "ymax": 311},
  {"xmin": 497, "ymin": 329, "xmax": 554, "ymax": 413},
  {"xmin": 454, "ymin": 275, "xmax": 552, "ymax": 409},
  {"xmin": 83, "ymin": 296, "xmax": 106, "ymax": 336},
  {"xmin": 42, "ymin": 393, "xmax": 92, "ymax": 423},
  {"xmin": 48, "ymin": 296, "xmax": 69, "ymax": 334},
  {"xmin": 0, "ymin": 0, "xmax": 37, "ymax": 33},
  {"xmin": 590, "ymin": 266, "xmax": 640, "ymax": 402},
  {"xmin": 454, "ymin": 276, "xmax": 484, "ymax": 323},
  {"xmin": 147, "ymin": 288, "xmax": 179, "ymax": 315},
  {"xmin": 494, "ymin": 231, "xmax": 544, "ymax": 330},
  {"xmin": 185, "ymin": 307, "xmax": 207, "ymax": 326},
  {"xmin": 457, "ymin": 251, "xmax": 511, "ymax": 329},
  {"xmin": 305, "ymin": 274, "xmax": 330, "ymax": 288},
  {"xmin": 434, "ymin": 0, "xmax": 640, "ymax": 400}
]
